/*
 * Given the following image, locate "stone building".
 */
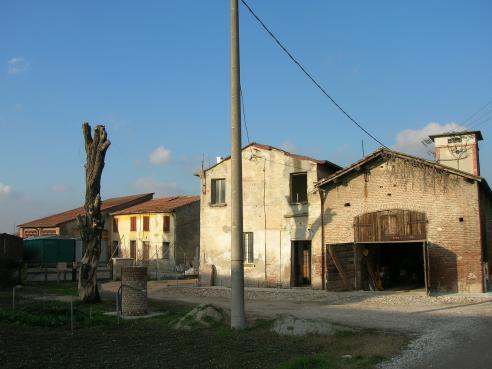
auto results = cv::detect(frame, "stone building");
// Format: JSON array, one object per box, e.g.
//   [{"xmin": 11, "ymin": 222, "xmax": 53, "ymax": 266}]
[
  {"xmin": 111, "ymin": 196, "xmax": 200, "ymax": 272},
  {"xmin": 18, "ymin": 193, "xmax": 154, "ymax": 260},
  {"xmin": 197, "ymin": 143, "xmax": 340, "ymax": 288},
  {"xmin": 316, "ymin": 131, "xmax": 491, "ymax": 293}
]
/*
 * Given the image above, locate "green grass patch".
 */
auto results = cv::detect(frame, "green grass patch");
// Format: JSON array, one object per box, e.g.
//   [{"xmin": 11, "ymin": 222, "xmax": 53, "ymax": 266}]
[
  {"xmin": 0, "ymin": 300, "xmax": 115, "ymax": 329},
  {"xmin": 0, "ymin": 287, "xmax": 408, "ymax": 369}
]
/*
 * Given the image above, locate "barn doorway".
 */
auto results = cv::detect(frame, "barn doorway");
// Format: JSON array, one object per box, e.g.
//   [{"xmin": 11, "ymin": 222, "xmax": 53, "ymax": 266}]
[
  {"xmin": 359, "ymin": 242, "xmax": 426, "ymax": 291},
  {"xmin": 292, "ymin": 241, "xmax": 311, "ymax": 287}
]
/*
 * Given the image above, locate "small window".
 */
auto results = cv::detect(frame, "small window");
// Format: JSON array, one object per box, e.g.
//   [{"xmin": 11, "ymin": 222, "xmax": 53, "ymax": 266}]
[
  {"xmin": 130, "ymin": 216, "xmax": 137, "ymax": 231},
  {"xmin": 163, "ymin": 215, "xmax": 171, "ymax": 233},
  {"xmin": 113, "ymin": 218, "xmax": 118, "ymax": 233},
  {"xmin": 162, "ymin": 242, "xmax": 170, "ymax": 260},
  {"xmin": 243, "ymin": 232, "xmax": 254, "ymax": 264},
  {"xmin": 448, "ymin": 137, "xmax": 462, "ymax": 144},
  {"xmin": 291, "ymin": 172, "xmax": 307, "ymax": 203},
  {"xmin": 211, "ymin": 178, "xmax": 226, "ymax": 204},
  {"xmin": 143, "ymin": 216, "xmax": 150, "ymax": 232}
]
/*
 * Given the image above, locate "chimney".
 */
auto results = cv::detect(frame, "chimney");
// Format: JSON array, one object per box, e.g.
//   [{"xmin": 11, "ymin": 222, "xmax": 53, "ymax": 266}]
[
  {"xmin": 216, "ymin": 156, "xmax": 223, "ymax": 164},
  {"xmin": 429, "ymin": 130, "xmax": 483, "ymax": 176}
]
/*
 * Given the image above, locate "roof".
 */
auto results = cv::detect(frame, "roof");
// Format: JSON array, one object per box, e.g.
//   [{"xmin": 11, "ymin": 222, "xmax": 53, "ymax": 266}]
[
  {"xmin": 316, "ymin": 147, "xmax": 483, "ymax": 189},
  {"xmin": 200, "ymin": 142, "xmax": 341, "ymax": 173},
  {"xmin": 111, "ymin": 196, "xmax": 200, "ymax": 215},
  {"xmin": 18, "ymin": 193, "xmax": 154, "ymax": 228},
  {"xmin": 428, "ymin": 130, "xmax": 483, "ymax": 141}
]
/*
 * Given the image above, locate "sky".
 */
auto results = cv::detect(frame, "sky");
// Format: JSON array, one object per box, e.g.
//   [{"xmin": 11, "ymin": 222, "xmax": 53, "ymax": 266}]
[{"xmin": 0, "ymin": 0, "xmax": 491, "ymax": 233}]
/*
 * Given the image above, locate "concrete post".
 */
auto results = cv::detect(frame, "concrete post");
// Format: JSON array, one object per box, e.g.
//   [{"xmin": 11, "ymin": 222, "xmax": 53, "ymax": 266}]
[{"xmin": 230, "ymin": 0, "xmax": 246, "ymax": 329}]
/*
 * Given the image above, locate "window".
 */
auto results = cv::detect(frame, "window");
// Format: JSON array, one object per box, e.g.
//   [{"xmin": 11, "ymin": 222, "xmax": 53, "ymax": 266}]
[
  {"xmin": 162, "ymin": 242, "xmax": 170, "ymax": 259},
  {"xmin": 143, "ymin": 216, "xmax": 150, "ymax": 231},
  {"xmin": 163, "ymin": 215, "xmax": 170, "ymax": 233},
  {"xmin": 243, "ymin": 232, "xmax": 254, "ymax": 264},
  {"xmin": 130, "ymin": 216, "xmax": 137, "ymax": 231},
  {"xmin": 112, "ymin": 218, "xmax": 118, "ymax": 233},
  {"xmin": 211, "ymin": 178, "xmax": 226, "ymax": 205},
  {"xmin": 291, "ymin": 172, "xmax": 307, "ymax": 203},
  {"xmin": 448, "ymin": 137, "xmax": 462, "ymax": 144}
]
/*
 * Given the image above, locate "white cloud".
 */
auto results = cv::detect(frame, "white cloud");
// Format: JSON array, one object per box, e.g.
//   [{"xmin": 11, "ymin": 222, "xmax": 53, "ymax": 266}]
[
  {"xmin": 51, "ymin": 184, "xmax": 69, "ymax": 193},
  {"xmin": 0, "ymin": 182, "xmax": 12, "ymax": 195},
  {"xmin": 149, "ymin": 145, "xmax": 171, "ymax": 165},
  {"xmin": 393, "ymin": 122, "xmax": 466, "ymax": 158},
  {"xmin": 132, "ymin": 177, "xmax": 179, "ymax": 196},
  {"xmin": 7, "ymin": 57, "xmax": 30, "ymax": 75},
  {"xmin": 279, "ymin": 140, "xmax": 300, "ymax": 154}
]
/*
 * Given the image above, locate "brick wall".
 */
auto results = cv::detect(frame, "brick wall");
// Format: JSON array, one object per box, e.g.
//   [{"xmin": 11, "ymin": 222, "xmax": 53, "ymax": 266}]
[
  {"xmin": 121, "ymin": 266, "xmax": 148, "ymax": 316},
  {"xmin": 321, "ymin": 156, "xmax": 484, "ymax": 293}
]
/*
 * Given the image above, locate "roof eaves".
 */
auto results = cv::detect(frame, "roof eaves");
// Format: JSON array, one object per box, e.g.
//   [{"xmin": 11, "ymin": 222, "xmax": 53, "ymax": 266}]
[
  {"xmin": 199, "ymin": 142, "xmax": 340, "ymax": 174},
  {"xmin": 316, "ymin": 147, "xmax": 481, "ymax": 189}
]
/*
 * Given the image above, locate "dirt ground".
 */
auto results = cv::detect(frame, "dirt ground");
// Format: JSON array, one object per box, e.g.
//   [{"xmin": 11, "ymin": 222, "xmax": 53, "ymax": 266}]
[{"xmin": 101, "ymin": 281, "xmax": 492, "ymax": 369}]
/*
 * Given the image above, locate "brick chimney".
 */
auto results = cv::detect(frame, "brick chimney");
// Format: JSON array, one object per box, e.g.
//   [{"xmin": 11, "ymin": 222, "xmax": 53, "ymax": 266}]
[{"xmin": 429, "ymin": 130, "xmax": 483, "ymax": 176}]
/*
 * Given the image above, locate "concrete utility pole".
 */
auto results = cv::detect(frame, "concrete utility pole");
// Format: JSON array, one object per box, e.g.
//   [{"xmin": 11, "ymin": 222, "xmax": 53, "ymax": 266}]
[{"xmin": 230, "ymin": 0, "xmax": 246, "ymax": 329}]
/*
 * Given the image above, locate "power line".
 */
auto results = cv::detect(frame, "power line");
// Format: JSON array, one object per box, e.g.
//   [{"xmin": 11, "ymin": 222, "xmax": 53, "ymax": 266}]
[
  {"xmin": 462, "ymin": 98, "xmax": 492, "ymax": 128},
  {"xmin": 466, "ymin": 106, "xmax": 492, "ymax": 129},
  {"xmin": 468, "ymin": 116, "xmax": 492, "ymax": 130},
  {"xmin": 239, "ymin": 85, "xmax": 251, "ymax": 143},
  {"xmin": 240, "ymin": 0, "xmax": 388, "ymax": 148}
]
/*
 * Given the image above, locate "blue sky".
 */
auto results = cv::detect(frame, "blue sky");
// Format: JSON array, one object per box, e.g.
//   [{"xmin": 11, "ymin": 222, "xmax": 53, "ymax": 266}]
[{"xmin": 0, "ymin": 0, "xmax": 491, "ymax": 232}]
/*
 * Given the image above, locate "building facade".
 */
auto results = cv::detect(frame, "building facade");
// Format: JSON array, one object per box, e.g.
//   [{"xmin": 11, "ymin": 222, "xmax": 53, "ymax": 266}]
[
  {"xmin": 18, "ymin": 193, "xmax": 154, "ymax": 261},
  {"xmin": 197, "ymin": 143, "xmax": 340, "ymax": 288},
  {"xmin": 317, "ymin": 131, "xmax": 491, "ymax": 293},
  {"xmin": 111, "ymin": 196, "xmax": 200, "ymax": 272}
]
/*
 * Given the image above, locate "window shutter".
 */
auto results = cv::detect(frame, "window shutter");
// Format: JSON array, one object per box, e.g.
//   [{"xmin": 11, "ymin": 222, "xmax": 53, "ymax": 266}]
[
  {"xmin": 143, "ymin": 216, "xmax": 150, "ymax": 231},
  {"xmin": 163, "ymin": 215, "xmax": 170, "ymax": 232},
  {"xmin": 130, "ymin": 216, "xmax": 136, "ymax": 231}
]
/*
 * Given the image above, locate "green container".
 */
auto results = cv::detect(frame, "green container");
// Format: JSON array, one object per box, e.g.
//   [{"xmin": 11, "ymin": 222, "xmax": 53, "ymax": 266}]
[{"xmin": 23, "ymin": 238, "xmax": 75, "ymax": 267}]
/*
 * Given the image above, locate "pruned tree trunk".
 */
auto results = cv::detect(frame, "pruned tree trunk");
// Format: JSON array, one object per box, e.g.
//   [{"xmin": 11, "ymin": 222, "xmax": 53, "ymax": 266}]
[{"xmin": 77, "ymin": 122, "xmax": 110, "ymax": 302}]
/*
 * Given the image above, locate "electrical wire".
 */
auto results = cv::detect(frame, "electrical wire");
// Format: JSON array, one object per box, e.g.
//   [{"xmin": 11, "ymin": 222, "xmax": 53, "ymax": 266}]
[
  {"xmin": 462, "ymin": 98, "xmax": 492, "ymax": 128},
  {"xmin": 240, "ymin": 0, "xmax": 387, "ymax": 148},
  {"xmin": 239, "ymin": 84, "xmax": 251, "ymax": 143}
]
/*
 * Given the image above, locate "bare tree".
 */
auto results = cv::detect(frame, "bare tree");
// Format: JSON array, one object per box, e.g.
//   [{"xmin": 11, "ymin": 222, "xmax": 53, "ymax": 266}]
[{"xmin": 77, "ymin": 122, "xmax": 110, "ymax": 302}]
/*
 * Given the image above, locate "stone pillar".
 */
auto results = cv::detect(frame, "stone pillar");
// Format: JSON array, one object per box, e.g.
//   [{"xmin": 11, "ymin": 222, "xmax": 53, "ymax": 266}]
[{"xmin": 121, "ymin": 266, "xmax": 148, "ymax": 316}]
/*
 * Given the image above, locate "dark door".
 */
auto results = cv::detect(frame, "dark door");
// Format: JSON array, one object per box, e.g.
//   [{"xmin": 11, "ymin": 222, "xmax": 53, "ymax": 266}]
[
  {"xmin": 130, "ymin": 240, "xmax": 136, "ymax": 260},
  {"xmin": 142, "ymin": 241, "xmax": 150, "ymax": 261},
  {"xmin": 292, "ymin": 241, "xmax": 311, "ymax": 286}
]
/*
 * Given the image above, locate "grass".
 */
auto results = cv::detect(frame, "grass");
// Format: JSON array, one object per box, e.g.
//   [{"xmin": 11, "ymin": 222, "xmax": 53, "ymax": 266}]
[{"xmin": 0, "ymin": 283, "xmax": 408, "ymax": 369}]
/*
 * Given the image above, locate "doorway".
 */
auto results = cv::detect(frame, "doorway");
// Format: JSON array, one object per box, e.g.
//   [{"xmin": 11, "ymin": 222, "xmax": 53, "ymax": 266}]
[
  {"xmin": 130, "ymin": 240, "xmax": 136, "ymax": 260},
  {"xmin": 292, "ymin": 241, "xmax": 311, "ymax": 287},
  {"xmin": 359, "ymin": 242, "xmax": 426, "ymax": 291},
  {"xmin": 142, "ymin": 241, "xmax": 150, "ymax": 261}
]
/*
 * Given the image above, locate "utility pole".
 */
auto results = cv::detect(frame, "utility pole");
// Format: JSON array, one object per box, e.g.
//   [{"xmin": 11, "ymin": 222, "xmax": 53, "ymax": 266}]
[{"xmin": 230, "ymin": 0, "xmax": 246, "ymax": 329}]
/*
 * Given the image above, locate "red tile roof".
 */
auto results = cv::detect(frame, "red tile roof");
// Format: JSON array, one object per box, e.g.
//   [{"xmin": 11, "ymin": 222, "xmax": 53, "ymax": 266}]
[
  {"xmin": 19, "ymin": 193, "xmax": 154, "ymax": 228},
  {"xmin": 111, "ymin": 196, "xmax": 200, "ymax": 215}
]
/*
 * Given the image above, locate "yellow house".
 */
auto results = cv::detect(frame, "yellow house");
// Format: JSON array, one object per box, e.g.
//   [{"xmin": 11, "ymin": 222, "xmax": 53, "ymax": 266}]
[{"xmin": 111, "ymin": 196, "xmax": 200, "ymax": 272}]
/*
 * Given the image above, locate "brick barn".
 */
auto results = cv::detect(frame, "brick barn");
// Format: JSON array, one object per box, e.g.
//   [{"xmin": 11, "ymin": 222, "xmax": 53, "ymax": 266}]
[{"xmin": 316, "ymin": 131, "xmax": 491, "ymax": 293}]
